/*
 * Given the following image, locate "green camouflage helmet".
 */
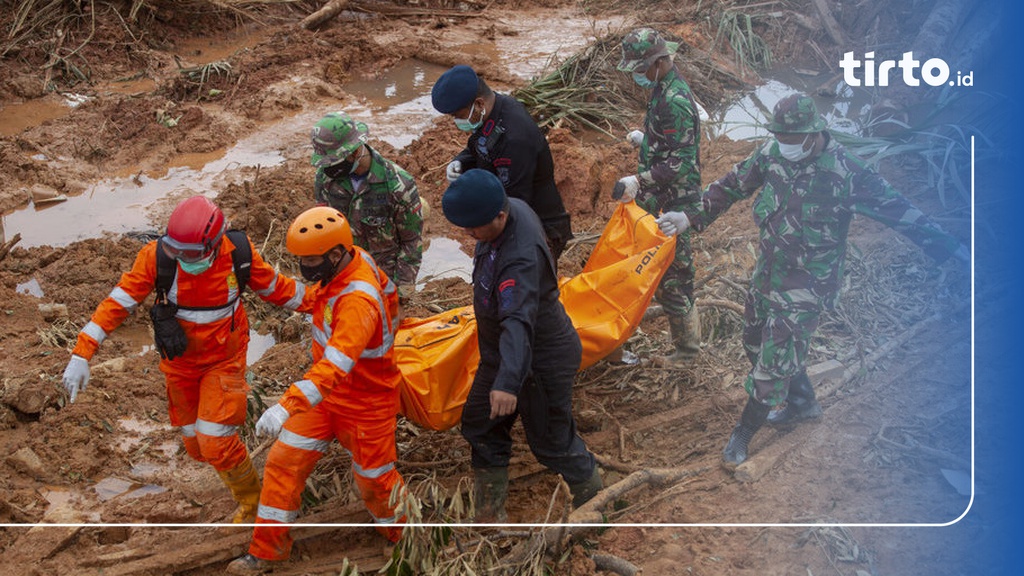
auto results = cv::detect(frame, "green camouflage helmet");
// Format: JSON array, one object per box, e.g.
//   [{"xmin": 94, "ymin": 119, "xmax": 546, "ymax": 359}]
[
  {"xmin": 310, "ymin": 112, "xmax": 369, "ymax": 167},
  {"xmin": 617, "ymin": 28, "xmax": 679, "ymax": 73},
  {"xmin": 765, "ymin": 94, "xmax": 827, "ymax": 134}
]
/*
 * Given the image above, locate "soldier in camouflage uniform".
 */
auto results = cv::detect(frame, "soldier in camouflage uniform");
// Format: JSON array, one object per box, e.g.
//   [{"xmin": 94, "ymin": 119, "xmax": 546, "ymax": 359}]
[
  {"xmin": 311, "ymin": 112, "xmax": 424, "ymax": 302},
  {"xmin": 615, "ymin": 28, "xmax": 703, "ymax": 366},
  {"xmin": 655, "ymin": 93, "xmax": 969, "ymax": 468}
]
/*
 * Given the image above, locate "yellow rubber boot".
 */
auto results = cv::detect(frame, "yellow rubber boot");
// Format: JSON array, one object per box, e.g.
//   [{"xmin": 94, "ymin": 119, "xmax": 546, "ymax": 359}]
[{"xmin": 217, "ymin": 455, "xmax": 261, "ymax": 523}]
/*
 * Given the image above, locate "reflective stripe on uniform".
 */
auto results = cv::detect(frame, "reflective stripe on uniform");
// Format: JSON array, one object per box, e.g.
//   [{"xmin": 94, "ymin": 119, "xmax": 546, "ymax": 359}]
[
  {"xmin": 278, "ymin": 429, "xmax": 330, "ymax": 453},
  {"xmin": 324, "ymin": 345, "xmax": 355, "ymax": 373},
  {"xmin": 343, "ymin": 281, "xmax": 383, "ymax": 309},
  {"xmin": 312, "ymin": 325, "xmax": 328, "ymax": 348},
  {"xmin": 340, "ymin": 281, "xmax": 394, "ymax": 359},
  {"xmin": 353, "ymin": 460, "xmax": 396, "ymax": 480},
  {"xmin": 256, "ymin": 275, "xmax": 278, "ymax": 297},
  {"xmin": 373, "ymin": 512, "xmax": 400, "ymax": 524},
  {"xmin": 109, "ymin": 286, "xmax": 140, "ymax": 312},
  {"xmin": 81, "ymin": 322, "xmax": 108, "ymax": 346},
  {"xmin": 175, "ymin": 300, "xmax": 240, "ymax": 324},
  {"xmin": 282, "ymin": 282, "xmax": 305, "ymax": 311},
  {"xmin": 257, "ymin": 503, "xmax": 299, "ymax": 523},
  {"xmin": 293, "ymin": 379, "xmax": 323, "ymax": 408},
  {"xmin": 195, "ymin": 418, "xmax": 237, "ymax": 437},
  {"xmin": 361, "ymin": 333, "xmax": 394, "ymax": 359},
  {"xmin": 180, "ymin": 423, "xmax": 197, "ymax": 437}
]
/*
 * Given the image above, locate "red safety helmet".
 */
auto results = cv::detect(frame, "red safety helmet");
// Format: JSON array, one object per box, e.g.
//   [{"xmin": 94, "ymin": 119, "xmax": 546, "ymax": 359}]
[{"xmin": 163, "ymin": 196, "xmax": 226, "ymax": 262}]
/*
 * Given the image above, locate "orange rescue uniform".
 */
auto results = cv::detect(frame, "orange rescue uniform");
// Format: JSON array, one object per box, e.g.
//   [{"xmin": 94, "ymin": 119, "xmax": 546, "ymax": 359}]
[
  {"xmin": 249, "ymin": 247, "xmax": 405, "ymax": 561},
  {"xmin": 72, "ymin": 234, "xmax": 308, "ymax": 471}
]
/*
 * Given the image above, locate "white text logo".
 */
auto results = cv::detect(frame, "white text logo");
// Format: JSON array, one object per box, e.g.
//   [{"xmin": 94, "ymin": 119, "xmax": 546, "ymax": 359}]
[{"xmin": 839, "ymin": 52, "xmax": 973, "ymax": 87}]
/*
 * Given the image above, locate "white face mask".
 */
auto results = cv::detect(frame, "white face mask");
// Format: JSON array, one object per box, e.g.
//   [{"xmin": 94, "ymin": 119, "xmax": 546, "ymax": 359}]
[{"xmin": 777, "ymin": 134, "xmax": 813, "ymax": 162}]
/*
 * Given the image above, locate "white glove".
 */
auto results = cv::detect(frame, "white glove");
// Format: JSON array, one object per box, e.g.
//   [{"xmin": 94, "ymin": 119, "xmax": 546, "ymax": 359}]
[
  {"xmin": 62, "ymin": 354, "xmax": 90, "ymax": 403},
  {"xmin": 626, "ymin": 130, "xmax": 644, "ymax": 148},
  {"xmin": 255, "ymin": 403, "xmax": 290, "ymax": 438},
  {"xmin": 656, "ymin": 211, "xmax": 691, "ymax": 236},
  {"xmin": 445, "ymin": 160, "xmax": 462, "ymax": 183},
  {"xmin": 612, "ymin": 175, "xmax": 640, "ymax": 203},
  {"xmin": 953, "ymin": 244, "xmax": 970, "ymax": 264}
]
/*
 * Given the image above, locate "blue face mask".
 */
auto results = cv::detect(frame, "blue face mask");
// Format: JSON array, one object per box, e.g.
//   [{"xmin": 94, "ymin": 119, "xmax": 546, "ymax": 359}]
[
  {"xmin": 454, "ymin": 102, "xmax": 485, "ymax": 132},
  {"xmin": 632, "ymin": 70, "xmax": 658, "ymax": 89},
  {"xmin": 179, "ymin": 252, "xmax": 215, "ymax": 275}
]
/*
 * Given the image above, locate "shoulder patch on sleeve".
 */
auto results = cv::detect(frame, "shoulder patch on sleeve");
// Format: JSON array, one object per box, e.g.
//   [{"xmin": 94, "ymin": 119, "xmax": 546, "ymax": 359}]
[{"xmin": 498, "ymin": 278, "xmax": 516, "ymax": 311}]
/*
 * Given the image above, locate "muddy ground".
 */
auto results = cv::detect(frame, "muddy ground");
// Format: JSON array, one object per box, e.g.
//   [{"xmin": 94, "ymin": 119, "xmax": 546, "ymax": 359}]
[{"xmin": 0, "ymin": 1, "xmax": 987, "ymax": 574}]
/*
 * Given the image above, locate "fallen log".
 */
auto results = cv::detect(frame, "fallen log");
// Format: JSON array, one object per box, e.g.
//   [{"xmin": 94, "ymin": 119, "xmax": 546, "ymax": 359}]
[
  {"xmin": 0, "ymin": 232, "xmax": 21, "ymax": 263},
  {"xmin": 810, "ymin": 0, "xmax": 845, "ymax": 45},
  {"xmin": 592, "ymin": 553, "xmax": 639, "ymax": 576},
  {"xmin": 299, "ymin": 0, "xmax": 350, "ymax": 30}
]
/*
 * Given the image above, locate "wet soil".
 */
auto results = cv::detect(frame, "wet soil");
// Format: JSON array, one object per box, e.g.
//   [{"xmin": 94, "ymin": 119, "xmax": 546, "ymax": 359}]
[{"xmin": 0, "ymin": 1, "xmax": 978, "ymax": 575}]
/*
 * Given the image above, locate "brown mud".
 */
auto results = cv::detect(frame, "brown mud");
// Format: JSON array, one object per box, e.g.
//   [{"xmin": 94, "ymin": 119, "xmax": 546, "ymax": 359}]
[{"xmin": 0, "ymin": 1, "xmax": 978, "ymax": 575}]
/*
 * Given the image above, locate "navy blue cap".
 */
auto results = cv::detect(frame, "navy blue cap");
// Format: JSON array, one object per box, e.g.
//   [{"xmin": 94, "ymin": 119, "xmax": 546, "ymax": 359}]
[
  {"xmin": 442, "ymin": 169, "xmax": 507, "ymax": 228},
  {"xmin": 431, "ymin": 65, "xmax": 479, "ymax": 114}
]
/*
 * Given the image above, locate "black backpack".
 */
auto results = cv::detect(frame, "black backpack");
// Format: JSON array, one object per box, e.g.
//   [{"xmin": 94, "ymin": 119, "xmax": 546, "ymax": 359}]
[{"xmin": 154, "ymin": 229, "xmax": 252, "ymax": 309}]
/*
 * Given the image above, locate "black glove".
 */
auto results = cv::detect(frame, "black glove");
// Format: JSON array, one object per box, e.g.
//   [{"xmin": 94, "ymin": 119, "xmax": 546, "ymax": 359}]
[{"xmin": 150, "ymin": 302, "xmax": 188, "ymax": 360}]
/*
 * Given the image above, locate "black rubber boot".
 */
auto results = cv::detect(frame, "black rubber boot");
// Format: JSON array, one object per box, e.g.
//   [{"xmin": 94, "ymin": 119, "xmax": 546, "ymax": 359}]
[
  {"xmin": 722, "ymin": 397, "xmax": 771, "ymax": 469},
  {"xmin": 766, "ymin": 372, "xmax": 822, "ymax": 428},
  {"xmin": 568, "ymin": 466, "xmax": 604, "ymax": 508},
  {"xmin": 472, "ymin": 467, "xmax": 509, "ymax": 523}
]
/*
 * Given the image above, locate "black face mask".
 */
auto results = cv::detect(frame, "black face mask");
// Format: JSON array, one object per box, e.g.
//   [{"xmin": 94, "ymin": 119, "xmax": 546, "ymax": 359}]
[
  {"xmin": 300, "ymin": 258, "xmax": 337, "ymax": 285},
  {"xmin": 323, "ymin": 159, "xmax": 355, "ymax": 180}
]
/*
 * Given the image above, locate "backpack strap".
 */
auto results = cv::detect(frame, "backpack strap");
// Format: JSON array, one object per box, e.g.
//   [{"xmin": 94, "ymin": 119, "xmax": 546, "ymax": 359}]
[
  {"xmin": 225, "ymin": 229, "xmax": 252, "ymax": 295},
  {"xmin": 154, "ymin": 237, "xmax": 177, "ymax": 304}
]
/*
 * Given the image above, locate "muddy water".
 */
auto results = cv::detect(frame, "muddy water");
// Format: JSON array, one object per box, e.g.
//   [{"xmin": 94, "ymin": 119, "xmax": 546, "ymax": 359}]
[
  {"xmin": 416, "ymin": 237, "xmax": 474, "ymax": 286},
  {"xmin": 1, "ymin": 10, "xmax": 625, "ymax": 248},
  {"xmin": 0, "ymin": 94, "xmax": 83, "ymax": 137},
  {"xmin": 711, "ymin": 69, "xmax": 874, "ymax": 140}
]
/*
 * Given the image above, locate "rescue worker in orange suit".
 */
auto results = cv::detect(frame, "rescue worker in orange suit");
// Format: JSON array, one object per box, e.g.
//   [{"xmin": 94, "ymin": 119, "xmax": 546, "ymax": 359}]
[
  {"xmin": 60, "ymin": 196, "xmax": 309, "ymax": 524},
  {"xmin": 227, "ymin": 207, "xmax": 405, "ymax": 574}
]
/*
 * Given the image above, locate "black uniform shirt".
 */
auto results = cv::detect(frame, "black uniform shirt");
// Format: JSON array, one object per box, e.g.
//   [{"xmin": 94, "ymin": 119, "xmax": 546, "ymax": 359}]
[
  {"xmin": 456, "ymin": 93, "xmax": 572, "ymax": 244},
  {"xmin": 471, "ymin": 198, "xmax": 579, "ymax": 396}
]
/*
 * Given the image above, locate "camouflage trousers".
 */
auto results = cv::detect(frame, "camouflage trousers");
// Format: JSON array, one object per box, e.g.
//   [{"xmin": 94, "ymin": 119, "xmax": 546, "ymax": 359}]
[
  {"xmin": 640, "ymin": 197, "xmax": 695, "ymax": 318},
  {"xmin": 741, "ymin": 291, "xmax": 821, "ymax": 406}
]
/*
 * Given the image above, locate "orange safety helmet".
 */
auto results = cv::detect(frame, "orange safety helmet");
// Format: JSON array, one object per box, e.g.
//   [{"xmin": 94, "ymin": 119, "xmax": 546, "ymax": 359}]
[
  {"xmin": 164, "ymin": 196, "xmax": 226, "ymax": 262},
  {"xmin": 286, "ymin": 206, "xmax": 354, "ymax": 257}
]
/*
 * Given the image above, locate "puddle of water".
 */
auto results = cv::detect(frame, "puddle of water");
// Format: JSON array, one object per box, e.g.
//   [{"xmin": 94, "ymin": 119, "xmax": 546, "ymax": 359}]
[
  {"xmin": 492, "ymin": 14, "xmax": 626, "ymax": 80},
  {"xmin": 123, "ymin": 483, "xmax": 169, "ymax": 500},
  {"xmin": 97, "ymin": 77, "xmax": 158, "ymax": 96},
  {"xmin": 130, "ymin": 461, "xmax": 166, "ymax": 478},
  {"xmin": 710, "ymin": 69, "xmax": 875, "ymax": 141},
  {"xmin": 2, "ymin": 13, "xmax": 625, "ymax": 250},
  {"xmin": 116, "ymin": 417, "xmax": 178, "ymax": 457},
  {"xmin": 416, "ymin": 237, "xmax": 473, "ymax": 286},
  {"xmin": 248, "ymin": 330, "xmax": 277, "ymax": 365},
  {"xmin": 344, "ymin": 59, "xmax": 450, "ymax": 150},
  {"xmin": 15, "ymin": 277, "xmax": 44, "ymax": 298},
  {"xmin": 119, "ymin": 417, "xmax": 170, "ymax": 435},
  {"xmin": 93, "ymin": 476, "xmax": 136, "ymax": 502},
  {"xmin": 40, "ymin": 486, "xmax": 102, "ymax": 523},
  {"xmin": 0, "ymin": 96, "xmax": 75, "ymax": 137},
  {"xmin": 174, "ymin": 26, "xmax": 272, "ymax": 65}
]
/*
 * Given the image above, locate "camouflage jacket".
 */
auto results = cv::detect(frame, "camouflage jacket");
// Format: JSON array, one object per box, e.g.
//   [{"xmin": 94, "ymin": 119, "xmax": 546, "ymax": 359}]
[
  {"xmin": 686, "ymin": 134, "xmax": 960, "ymax": 311},
  {"xmin": 637, "ymin": 66, "xmax": 702, "ymax": 214},
  {"xmin": 314, "ymin": 146, "xmax": 423, "ymax": 287}
]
